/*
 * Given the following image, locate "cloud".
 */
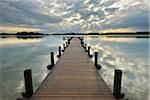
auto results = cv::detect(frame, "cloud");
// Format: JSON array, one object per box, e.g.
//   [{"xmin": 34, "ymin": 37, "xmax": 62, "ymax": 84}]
[
  {"xmin": 0, "ymin": 26, "xmax": 41, "ymax": 33},
  {"xmin": 95, "ymin": 2, "xmax": 149, "ymax": 31},
  {"xmin": 116, "ymin": 9, "xmax": 149, "ymax": 30},
  {"xmin": 0, "ymin": 0, "xmax": 62, "ymax": 32},
  {"xmin": 0, "ymin": 0, "xmax": 149, "ymax": 33}
]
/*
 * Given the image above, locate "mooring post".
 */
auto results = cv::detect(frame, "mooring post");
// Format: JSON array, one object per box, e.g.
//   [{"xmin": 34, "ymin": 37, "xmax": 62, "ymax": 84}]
[
  {"xmin": 81, "ymin": 40, "xmax": 84, "ymax": 45},
  {"xmin": 80, "ymin": 38, "xmax": 82, "ymax": 43},
  {"xmin": 68, "ymin": 38, "xmax": 70, "ymax": 45},
  {"xmin": 79, "ymin": 37, "xmax": 83, "ymax": 43},
  {"xmin": 57, "ymin": 46, "xmax": 61, "ymax": 58},
  {"xmin": 88, "ymin": 46, "xmax": 90, "ymax": 54},
  {"xmin": 66, "ymin": 42, "xmax": 68, "ymax": 48},
  {"xmin": 82, "ymin": 41, "xmax": 84, "ymax": 47},
  {"xmin": 78, "ymin": 37, "xmax": 81, "ymax": 40},
  {"xmin": 62, "ymin": 43, "xmax": 65, "ymax": 52},
  {"xmin": 64, "ymin": 43, "xmax": 66, "ymax": 48},
  {"xmin": 88, "ymin": 46, "xmax": 93, "ymax": 58},
  {"xmin": 94, "ymin": 52, "xmax": 101, "ymax": 70},
  {"xmin": 84, "ymin": 44, "xmax": 87, "ymax": 50},
  {"xmin": 22, "ymin": 69, "xmax": 33, "ymax": 98},
  {"xmin": 85, "ymin": 44, "xmax": 88, "ymax": 52},
  {"xmin": 51, "ymin": 52, "xmax": 54, "ymax": 66},
  {"xmin": 113, "ymin": 69, "xmax": 125, "ymax": 99},
  {"xmin": 95, "ymin": 52, "xmax": 98, "ymax": 66},
  {"xmin": 81, "ymin": 38, "xmax": 84, "ymax": 46},
  {"xmin": 47, "ymin": 52, "xmax": 54, "ymax": 70}
]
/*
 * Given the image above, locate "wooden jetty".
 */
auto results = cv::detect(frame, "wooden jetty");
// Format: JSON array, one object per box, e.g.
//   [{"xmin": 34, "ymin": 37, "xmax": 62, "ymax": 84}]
[{"xmin": 21, "ymin": 37, "xmax": 124, "ymax": 100}]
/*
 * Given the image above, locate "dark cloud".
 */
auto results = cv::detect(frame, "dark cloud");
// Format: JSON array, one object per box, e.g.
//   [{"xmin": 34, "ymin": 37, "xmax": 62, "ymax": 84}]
[
  {"xmin": 100, "ymin": 0, "xmax": 120, "ymax": 7},
  {"xmin": 0, "ymin": 0, "xmax": 149, "ymax": 33},
  {"xmin": 118, "ymin": 10, "xmax": 149, "ymax": 29},
  {"xmin": 104, "ymin": 7, "xmax": 119, "ymax": 14},
  {"xmin": 100, "ymin": 7, "xmax": 149, "ymax": 31},
  {"xmin": 0, "ymin": 0, "xmax": 62, "ymax": 26}
]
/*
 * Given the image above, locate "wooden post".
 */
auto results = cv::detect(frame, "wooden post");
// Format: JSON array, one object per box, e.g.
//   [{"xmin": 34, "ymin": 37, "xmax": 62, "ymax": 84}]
[
  {"xmin": 80, "ymin": 39, "xmax": 82, "ymax": 44},
  {"xmin": 62, "ymin": 43, "xmax": 65, "ymax": 52},
  {"xmin": 81, "ymin": 39, "xmax": 84, "ymax": 46},
  {"xmin": 51, "ymin": 52, "xmax": 54, "ymax": 66},
  {"xmin": 84, "ymin": 44, "xmax": 87, "ymax": 51},
  {"xmin": 47, "ymin": 52, "xmax": 54, "ymax": 70},
  {"xmin": 94, "ymin": 52, "xmax": 101, "ymax": 70},
  {"xmin": 78, "ymin": 37, "xmax": 81, "ymax": 40},
  {"xmin": 95, "ymin": 52, "xmax": 98, "ymax": 66},
  {"xmin": 88, "ymin": 46, "xmax": 90, "ymax": 54},
  {"xmin": 113, "ymin": 69, "xmax": 125, "ymax": 99},
  {"xmin": 68, "ymin": 38, "xmax": 70, "ymax": 44},
  {"xmin": 85, "ymin": 44, "xmax": 88, "ymax": 52},
  {"xmin": 57, "ymin": 46, "xmax": 61, "ymax": 58},
  {"xmin": 66, "ymin": 42, "xmax": 68, "ymax": 48},
  {"xmin": 88, "ymin": 46, "xmax": 92, "ymax": 58},
  {"xmin": 22, "ymin": 69, "xmax": 33, "ymax": 98},
  {"xmin": 82, "ymin": 41, "xmax": 84, "ymax": 47}
]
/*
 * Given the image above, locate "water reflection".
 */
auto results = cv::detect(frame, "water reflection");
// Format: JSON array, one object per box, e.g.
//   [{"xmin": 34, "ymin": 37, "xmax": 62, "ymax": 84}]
[
  {"xmin": 0, "ymin": 36, "xmax": 149, "ymax": 100},
  {"xmin": 0, "ymin": 36, "xmax": 65, "ymax": 100},
  {"xmin": 0, "ymin": 38, "xmax": 42, "ymax": 45},
  {"xmin": 99, "ymin": 37, "xmax": 136, "ymax": 43},
  {"xmin": 84, "ymin": 36, "xmax": 149, "ymax": 100}
]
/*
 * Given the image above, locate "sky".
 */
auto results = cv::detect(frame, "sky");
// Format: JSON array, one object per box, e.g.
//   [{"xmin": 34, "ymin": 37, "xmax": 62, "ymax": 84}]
[{"xmin": 0, "ymin": 0, "xmax": 149, "ymax": 33}]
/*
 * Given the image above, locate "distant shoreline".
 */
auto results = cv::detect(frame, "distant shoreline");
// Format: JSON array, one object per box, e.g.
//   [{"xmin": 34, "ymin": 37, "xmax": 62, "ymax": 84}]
[
  {"xmin": 0, "ymin": 32, "xmax": 48, "ymax": 39},
  {"xmin": 52, "ymin": 32, "xmax": 149, "ymax": 35},
  {"xmin": 51, "ymin": 32, "xmax": 149, "ymax": 38},
  {"xmin": 0, "ymin": 32, "xmax": 149, "ymax": 38}
]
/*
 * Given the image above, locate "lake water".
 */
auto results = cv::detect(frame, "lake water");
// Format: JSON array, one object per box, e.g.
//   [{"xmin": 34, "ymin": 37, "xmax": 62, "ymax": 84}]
[{"xmin": 0, "ymin": 36, "xmax": 149, "ymax": 100}]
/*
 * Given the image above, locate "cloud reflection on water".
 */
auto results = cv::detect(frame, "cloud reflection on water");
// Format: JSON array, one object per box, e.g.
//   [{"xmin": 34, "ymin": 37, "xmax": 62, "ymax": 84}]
[
  {"xmin": 0, "ymin": 36, "xmax": 64, "ymax": 100},
  {"xmin": 99, "ymin": 37, "xmax": 136, "ymax": 43},
  {"xmin": 85, "ymin": 37, "xmax": 149, "ymax": 100},
  {"xmin": 0, "ymin": 38, "xmax": 42, "ymax": 45}
]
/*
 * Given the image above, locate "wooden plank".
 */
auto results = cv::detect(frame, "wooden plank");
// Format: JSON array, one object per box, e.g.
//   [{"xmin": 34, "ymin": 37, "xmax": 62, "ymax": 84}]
[{"xmin": 28, "ymin": 38, "xmax": 115, "ymax": 100}]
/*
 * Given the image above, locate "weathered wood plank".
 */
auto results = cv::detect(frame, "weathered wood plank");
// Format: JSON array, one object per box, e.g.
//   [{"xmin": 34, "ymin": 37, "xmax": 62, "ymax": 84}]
[{"xmin": 28, "ymin": 38, "xmax": 115, "ymax": 100}]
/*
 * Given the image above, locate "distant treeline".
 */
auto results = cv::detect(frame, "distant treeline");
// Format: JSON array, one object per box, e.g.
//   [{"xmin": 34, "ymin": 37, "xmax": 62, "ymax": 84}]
[
  {"xmin": 52, "ymin": 32, "xmax": 149, "ymax": 35},
  {"xmin": 0, "ymin": 32, "xmax": 47, "ymax": 35},
  {"xmin": 0, "ymin": 31, "xmax": 149, "ymax": 36},
  {"xmin": 0, "ymin": 32, "xmax": 50, "ymax": 39},
  {"xmin": 101, "ymin": 32, "xmax": 150, "ymax": 35}
]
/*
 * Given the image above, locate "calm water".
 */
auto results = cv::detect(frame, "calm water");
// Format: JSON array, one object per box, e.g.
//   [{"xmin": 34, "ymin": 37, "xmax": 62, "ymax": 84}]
[
  {"xmin": 84, "ymin": 36, "xmax": 149, "ymax": 100},
  {"xmin": 0, "ymin": 36, "xmax": 149, "ymax": 100}
]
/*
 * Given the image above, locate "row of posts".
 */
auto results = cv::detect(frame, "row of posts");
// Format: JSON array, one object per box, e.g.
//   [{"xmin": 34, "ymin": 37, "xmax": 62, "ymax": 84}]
[
  {"xmin": 22, "ymin": 37, "xmax": 72, "ymax": 98},
  {"xmin": 78, "ymin": 37, "xmax": 125, "ymax": 99},
  {"xmin": 22, "ymin": 37, "xmax": 124, "ymax": 99},
  {"xmin": 79, "ymin": 37, "xmax": 101, "ymax": 70},
  {"xmin": 47, "ymin": 37, "xmax": 72, "ymax": 70}
]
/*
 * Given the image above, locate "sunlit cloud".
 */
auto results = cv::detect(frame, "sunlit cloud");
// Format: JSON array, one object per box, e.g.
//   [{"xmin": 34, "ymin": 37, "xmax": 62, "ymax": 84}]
[
  {"xmin": 83, "ymin": 27, "xmax": 138, "ymax": 33},
  {"xmin": 0, "ymin": 0, "xmax": 149, "ymax": 33},
  {"xmin": 0, "ymin": 26, "xmax": 42, "ymax": 33},
  {"xmin": 100, "ymin": 28, "xmax": 137, "ymax": 33}
]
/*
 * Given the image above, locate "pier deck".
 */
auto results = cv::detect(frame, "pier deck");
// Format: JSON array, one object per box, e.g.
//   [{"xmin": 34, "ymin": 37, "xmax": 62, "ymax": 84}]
[{"xmin": 28, "ymin": 38, "xmax": 115, "ymax": 100}]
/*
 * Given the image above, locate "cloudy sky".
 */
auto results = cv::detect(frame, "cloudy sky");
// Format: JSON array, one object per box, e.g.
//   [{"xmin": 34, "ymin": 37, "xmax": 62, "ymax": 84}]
[{"xmin": 0, "ymin": 0, "xmax": 149, "ymax": 33}]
